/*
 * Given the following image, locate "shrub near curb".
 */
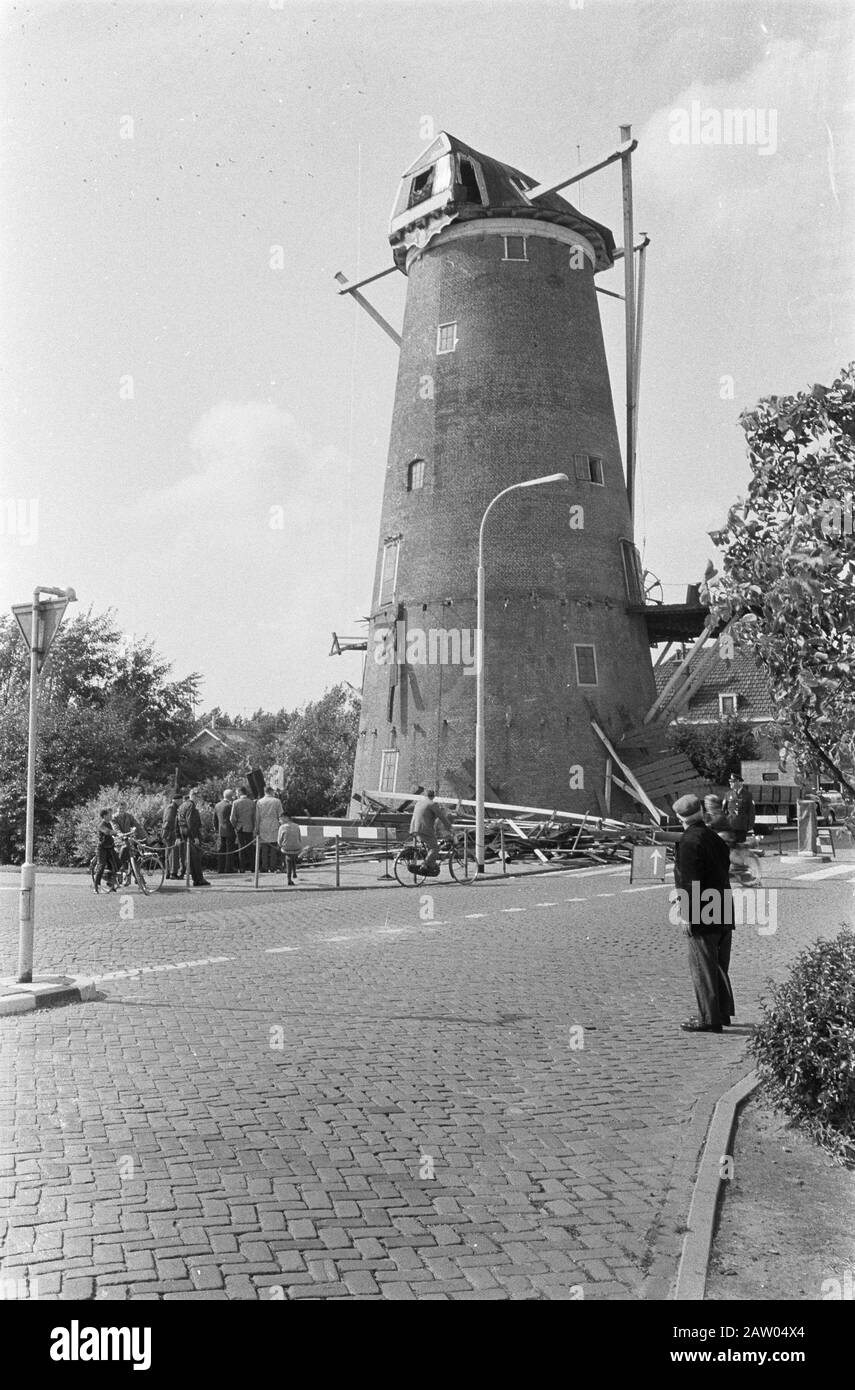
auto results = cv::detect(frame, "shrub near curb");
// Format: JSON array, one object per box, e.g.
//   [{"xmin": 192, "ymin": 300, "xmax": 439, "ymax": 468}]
[{"xmin": 751, "ymin": 926, "xmax": 855, "ymax": 1166}]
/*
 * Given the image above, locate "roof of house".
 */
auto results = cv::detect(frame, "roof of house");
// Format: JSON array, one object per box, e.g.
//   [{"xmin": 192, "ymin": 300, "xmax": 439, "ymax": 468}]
[
  {"xmin": 184, "ymin": 726, "xmax": 257, "ymax": 751},
  {"xmin": 655, "ymin": 649, "xmax": 777, "ymax": 721}
]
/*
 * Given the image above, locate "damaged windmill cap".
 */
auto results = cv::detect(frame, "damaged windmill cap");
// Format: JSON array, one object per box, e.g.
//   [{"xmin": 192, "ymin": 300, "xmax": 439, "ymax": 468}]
[{"xmin": 389, "ymin": 132, "xmax": 616, "ymax": 273}]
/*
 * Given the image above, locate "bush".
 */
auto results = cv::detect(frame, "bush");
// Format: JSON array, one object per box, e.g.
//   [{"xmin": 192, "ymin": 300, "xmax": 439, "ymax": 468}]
[{"xmin": 750, "ymin": 927, "xmax": 855, "ymax": 1166}]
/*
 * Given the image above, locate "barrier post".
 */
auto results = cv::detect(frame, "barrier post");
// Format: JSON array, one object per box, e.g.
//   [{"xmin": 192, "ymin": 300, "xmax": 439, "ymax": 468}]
[
  {"xmin": 254, "ymin": 834, "xmax": 261, "ymax": 888},
  {"xmin": 335, "ymin": 835, "xmax": 341, "ymax": 888},
  {"xmin": 379, "ymin": 825, "xmax": 392, "ymax": 880},
  {"xmin": 500, "ymin": 824, "xmax": 507, "ymax": 875},
  {"xmin": 184, "ymin": 838, "xmax": 191, "ymax": 891},
  {"xmin": 463, "ymin": 827, "xmax": 469, "ymax": 877}
]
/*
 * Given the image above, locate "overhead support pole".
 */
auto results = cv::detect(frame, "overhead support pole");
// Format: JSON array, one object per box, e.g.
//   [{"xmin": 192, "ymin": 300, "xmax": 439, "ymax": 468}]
[
  {"xmin": 527, "ymin": 138, "xmax": 637, "ymax": 200},
  {"xmin": 632, "ymin": 234, "xmax": 650, "ymax": 474},
  {"xmin": 619, "ymin": 124, "xmax": 636, "ymax": 526},
  {"xmin": 334, "ymin": 270, "xmax": 402, "ymax": 347}
]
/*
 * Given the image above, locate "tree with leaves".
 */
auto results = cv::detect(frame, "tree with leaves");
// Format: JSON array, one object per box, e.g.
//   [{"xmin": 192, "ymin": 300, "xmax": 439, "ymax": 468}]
[
  {"xmin": 273, "ymin": 685, "xmax": 360, "ymax": 816},
  {"xmin": 0, "ymin": 608, "xmax": 200, "ymax": 861},
  {"xmin": 704, "ymin": 366, "xmax": 855, "ymax": 793},
  {"xmin": 668, "ymin": 716, "xmax": 760, "ymax": 786}
]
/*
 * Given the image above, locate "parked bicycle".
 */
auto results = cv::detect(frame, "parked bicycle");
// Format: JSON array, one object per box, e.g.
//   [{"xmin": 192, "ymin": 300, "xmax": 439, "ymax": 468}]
[
  {"xmin": 393, "ymin": 832, "xmax": 476, "ymax": 886},
  {"xmin": 90, "ymin": 833, "xmax": 165, "ymax": 895}
]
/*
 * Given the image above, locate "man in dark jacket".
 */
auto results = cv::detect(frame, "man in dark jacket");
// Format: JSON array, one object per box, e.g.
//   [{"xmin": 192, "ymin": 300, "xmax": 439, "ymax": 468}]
[
  {"xmin": 230, "ymin": 786, "xmax": 256, "ymax": 872},
  {"xmin": 178, "ymin": 788, "xmax": 210, "ymax": 887},
  {"xmin": 671, "ymin": 793, "xmax": 734, "ymax": 1033},
  {"xmin": 162, "ymin": 795, "xmax": 184, "ymax": 880},
  {"xmin": 725, "ymin": 773, "xmax": 755, "ymax": 843},
  {"xmin": 213, "ymin": 789, "xmax": 236, "ymax": 874}
]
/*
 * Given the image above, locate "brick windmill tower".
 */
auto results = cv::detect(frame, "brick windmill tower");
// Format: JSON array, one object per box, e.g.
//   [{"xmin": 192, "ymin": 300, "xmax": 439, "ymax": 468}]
[{"xmin": 342, "ymin": 131, "xmax": 661, "ymax": 818}]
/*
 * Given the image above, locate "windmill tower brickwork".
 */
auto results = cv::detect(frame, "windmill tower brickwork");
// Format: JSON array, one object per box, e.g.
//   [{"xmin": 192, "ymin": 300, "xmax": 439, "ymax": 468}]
[{"xmin": 350, "ymin": 133, "xmax": 656, "ymax": 815}]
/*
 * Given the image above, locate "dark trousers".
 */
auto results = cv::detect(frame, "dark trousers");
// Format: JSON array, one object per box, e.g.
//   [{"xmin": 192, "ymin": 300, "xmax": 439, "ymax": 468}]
[
  {"xmin": 687, "ymin": 928, "xmax": 735, "ymax": 1027},
  {"xmin": 183, "ymin": 838, "xmax": 205, "ymax": 885},
  {"xmin": 235, "ymin": 830, "xmax": 253, "ymax": 871},
  {"xmin": 217, "ymin": 836, "xmax": 237, "ymax": 873},
  {"xmin": 168, "ymin": 839, "xmax": 185, "ymax": 878},
  {"xmin": 94, "ymin": 848, "xmax": 117, "ymax": 888},
  {"xmin": 284, "ymin": 852, "xmax": 299, "ymax": 884},
  {"xmin": 260, "ymin": 841, "xmax": 278, "ymax": 873}
]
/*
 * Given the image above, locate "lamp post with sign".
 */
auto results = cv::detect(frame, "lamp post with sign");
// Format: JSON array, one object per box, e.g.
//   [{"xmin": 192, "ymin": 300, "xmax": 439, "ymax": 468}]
[{"xmin": 12, "ymin": 586, "xmax": 77, "ymax": 983}]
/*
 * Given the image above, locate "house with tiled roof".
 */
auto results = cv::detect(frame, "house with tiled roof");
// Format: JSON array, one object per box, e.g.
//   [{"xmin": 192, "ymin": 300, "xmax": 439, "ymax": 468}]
[
  {"xmin": 654, "ymin": 647, "xmax": 778, "ymax": 753},
  {"xmin": 183, "ymin": 726, "xmax": 257, "ymax": 756}
]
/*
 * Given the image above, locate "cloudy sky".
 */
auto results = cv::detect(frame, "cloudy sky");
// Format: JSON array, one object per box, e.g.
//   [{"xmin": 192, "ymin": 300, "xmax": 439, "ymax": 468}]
[{"xmin": 1, "ymin": 0, "xmax": 852, "ymax": 715}]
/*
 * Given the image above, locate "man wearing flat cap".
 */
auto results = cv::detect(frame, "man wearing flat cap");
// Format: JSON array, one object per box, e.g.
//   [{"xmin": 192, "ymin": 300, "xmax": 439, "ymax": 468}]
[{"xmin": 671, "ymin": 793, "xmax": 735, "ymax": 1034}]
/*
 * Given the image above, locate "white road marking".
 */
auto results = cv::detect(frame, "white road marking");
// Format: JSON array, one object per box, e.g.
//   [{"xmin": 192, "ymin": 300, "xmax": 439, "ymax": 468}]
[
  {"xmin": 84, "ymin": 955, "xmax": 233, "ymax": 984},
  {"xmin": 465, "ymin": 913, "xmax": 487, "ymax": 919},
  {"xmin": 501, "ymin": 907, "xmax": 525, "ymax": 913},
  {"xmin": 624, "ymin": 885, "xmax": 665, "ymax": 893},
  {"xmin": 564, "ymin": 897, "xmax": 585, "ymax": 903},
  {"xmin": 793, "ymin": 862, "xmax": 855, "ymax": 880},
  {"xmin": 535, "ymin": 902, "xmax": 558, "ymax": 907},
  {"xmin": 265, "ymin": 946, "xmax": 300, "ymax": 953},
  {"xmin": 595, "ymin": 892, "xmax": 615, "ymax": 898}
]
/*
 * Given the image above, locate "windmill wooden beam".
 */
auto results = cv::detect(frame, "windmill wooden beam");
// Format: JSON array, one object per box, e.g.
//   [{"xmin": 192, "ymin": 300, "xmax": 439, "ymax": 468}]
[{"xmin": 333, "ymin": 270, "xmax": 402, "ymax": 347}]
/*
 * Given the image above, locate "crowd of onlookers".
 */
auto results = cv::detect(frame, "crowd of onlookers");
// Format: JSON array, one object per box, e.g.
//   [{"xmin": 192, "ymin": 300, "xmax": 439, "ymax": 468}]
[
  {"xmin": 93, "ymin": 785, "xmax": 305, "ymax": 891},
  {"xmin": 161, "ymin": 785, "xmax": 305, "ymax": 885}
]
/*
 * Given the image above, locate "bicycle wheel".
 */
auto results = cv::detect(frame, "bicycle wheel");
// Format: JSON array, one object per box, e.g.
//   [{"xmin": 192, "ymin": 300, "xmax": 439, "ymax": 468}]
[
  {"xmin": 448, "ymin": 840, "xmax": 476, "ymax": 883},
  {"xmin": 394, "ymin": 839, "xmax": 430, "ymax": 887},
  {"xmin": 133, "ymin": 852, "xmax": 165, "ymax": 895}
]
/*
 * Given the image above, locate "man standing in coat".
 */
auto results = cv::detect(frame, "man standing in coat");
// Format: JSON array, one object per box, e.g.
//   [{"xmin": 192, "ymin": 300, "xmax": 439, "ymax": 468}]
[
  {"xmin": 213, "ymin": 788, "xmax": 237, "ymax": 874},
  {"xmin": 671, "ymin": 793, "xmax": 734, "ymax": 1033},
  {"xmin": 178, "ymin": 787, "xmax": 211, "ymax": 887},
  {"xmin": 230, "ymin": 785, "xmax": 256, "ymax": 872},
  {"xmin": 255, "ymin": 785, "xmax": 284, "ymax": 873},
  {"xmin": 162, "ymin": 794, "xmax": 184, "ymax": 880}
]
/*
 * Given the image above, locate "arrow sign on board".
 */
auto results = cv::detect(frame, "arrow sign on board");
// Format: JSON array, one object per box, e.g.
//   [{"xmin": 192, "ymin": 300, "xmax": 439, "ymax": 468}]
[
  {"xmin": 11, "ymin": 599, "xmax": 68, "ymax": 673},
  {"xmin": 630, "ymin": 843, "xmax": 668, "ymax": 883}
]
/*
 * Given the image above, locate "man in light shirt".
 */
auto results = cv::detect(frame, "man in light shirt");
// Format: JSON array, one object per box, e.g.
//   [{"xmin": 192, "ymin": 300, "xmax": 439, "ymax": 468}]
[
  {"xmin": 255, "ymin": 785, "xmax": 284, "ymax": 873},
  {"xmin": 409, "ymin": 789, "xmax": 452, "ymax": 873}
]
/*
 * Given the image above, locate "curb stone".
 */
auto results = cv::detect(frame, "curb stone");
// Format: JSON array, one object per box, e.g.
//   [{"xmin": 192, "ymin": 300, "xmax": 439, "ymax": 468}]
[
  {"xmin": 0, "ymin": 976, "xmax": 100, "ymax": 1017},
  {"xmin": 673, "ymin": 1069, "xmax": 761, "ymax": 1301}
]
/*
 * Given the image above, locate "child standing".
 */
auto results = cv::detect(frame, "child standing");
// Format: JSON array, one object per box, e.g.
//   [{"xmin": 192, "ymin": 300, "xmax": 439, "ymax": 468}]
[
  {"xmin": 93, "ymin": 808, "xmax": 118, "ymax": 893},
  {"xmin": 277, "ymin": 815, "xmax": 302, "ymax": 885}
]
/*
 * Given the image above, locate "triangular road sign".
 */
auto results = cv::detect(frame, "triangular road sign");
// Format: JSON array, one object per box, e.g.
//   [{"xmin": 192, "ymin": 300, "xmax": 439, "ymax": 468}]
[{"xmin": 11, "ymin": 599, "xmax": 69, "ymax": 672}]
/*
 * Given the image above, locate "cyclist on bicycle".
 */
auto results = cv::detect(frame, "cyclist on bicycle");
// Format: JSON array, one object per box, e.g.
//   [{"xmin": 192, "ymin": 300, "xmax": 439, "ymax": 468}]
[
  {"xmin": 112, "ymin": 801, "xmax": 142, "ymax": 884},
  {"xmin": 409, "ymin": 789, "xmax": 452, "ymax": 875},
  {"xmin": 723, "ymin": 774, "xmax": 758, "ymax": 883}
]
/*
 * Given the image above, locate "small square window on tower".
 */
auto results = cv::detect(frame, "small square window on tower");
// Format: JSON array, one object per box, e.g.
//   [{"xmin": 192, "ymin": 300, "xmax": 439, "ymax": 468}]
[
  {"xmin": 574, "ymin": 644, "xmax": 598, "ymax": 687},
  {"xmin": 407, "ymin": 458, "xmax": 425, "ymax": 491},
  {"xmin": 436, "ymin": 321, "xmax": 458, "ymax": 355},
  {"xmin": 719, "ymin": 692, "xmax": 738, "ymax": 716},
  {"xmin": 503, "ymin": 235, "xmax": 528, "ymax": 261},
  {"xmin": 572, "ymin": 453, "xmax": 605, "ymax": 485}
]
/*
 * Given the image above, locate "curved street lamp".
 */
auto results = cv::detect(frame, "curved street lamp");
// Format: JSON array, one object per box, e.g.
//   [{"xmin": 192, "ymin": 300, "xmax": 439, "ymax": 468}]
[{"xmin": 475, "ymin": 474, "xmax": 570, "ymax": 873}]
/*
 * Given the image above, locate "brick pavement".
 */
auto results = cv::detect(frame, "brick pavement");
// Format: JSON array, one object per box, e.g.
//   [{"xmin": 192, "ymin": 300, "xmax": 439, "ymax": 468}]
[{"xmin": 0, "ymin": 857, "xmax": 851, "ymax": 1300}]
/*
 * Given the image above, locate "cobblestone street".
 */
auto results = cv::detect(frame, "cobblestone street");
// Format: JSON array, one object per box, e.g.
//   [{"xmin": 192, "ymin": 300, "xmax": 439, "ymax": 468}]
[{"xmin": 1, "ymin": 857, "xmax": 852, "ymax": 1300}]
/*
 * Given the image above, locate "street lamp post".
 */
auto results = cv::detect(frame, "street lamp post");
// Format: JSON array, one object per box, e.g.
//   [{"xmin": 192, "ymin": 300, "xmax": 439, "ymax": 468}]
[
  {"xmin": 475, "ymin": 475, "xmax": 570, "ymax": 873},
  {"xmin": 16, "ymin": 585, "xmax": 77, "ymax": 983}
]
